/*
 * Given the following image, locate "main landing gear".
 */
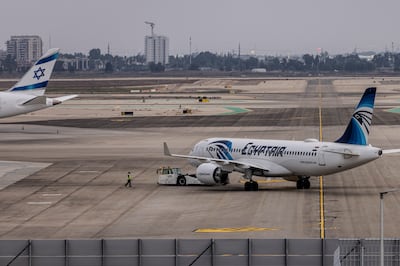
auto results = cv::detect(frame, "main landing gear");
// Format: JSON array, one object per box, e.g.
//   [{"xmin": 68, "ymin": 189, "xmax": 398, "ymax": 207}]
[
  {"xmin": 296, "ymin": 176, "xmax": 311, "ymax": 189},
  {"xmin": 242, "ymin": 171, "xmax": 311, "ymax": 191},
  {"xmin": 243, "ymin": 169, "xmax": 259, "ymax": 191},
  {"xmin": 244, "ymin": 180, "xmax": 259, "ymax": 191}
]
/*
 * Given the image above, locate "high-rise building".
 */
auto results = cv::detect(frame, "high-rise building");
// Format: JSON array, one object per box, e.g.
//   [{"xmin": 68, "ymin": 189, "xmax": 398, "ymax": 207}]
[
  {"xmin": 6, "ymin": 35, "xmax": 43, "ymax": 68},
  {"xmin": 145, "ymin": 35, "xmax": 169, "ymax": 65}
]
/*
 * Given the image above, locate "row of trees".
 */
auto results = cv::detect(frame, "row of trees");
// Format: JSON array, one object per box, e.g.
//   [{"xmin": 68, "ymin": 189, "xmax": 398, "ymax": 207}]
[
  {"xmin": 1, "ymin": 48, "xmax": 400, "ymax": 74},
  {"xmin": 169, "ymin": 51, "xmax": 400, "ymax": 73}
]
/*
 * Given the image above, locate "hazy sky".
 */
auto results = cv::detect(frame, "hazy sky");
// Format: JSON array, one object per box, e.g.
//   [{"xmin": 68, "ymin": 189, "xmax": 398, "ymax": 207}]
[{"xmin": 1, "ymin": 0, "xmax": 400, "ymax": 56}]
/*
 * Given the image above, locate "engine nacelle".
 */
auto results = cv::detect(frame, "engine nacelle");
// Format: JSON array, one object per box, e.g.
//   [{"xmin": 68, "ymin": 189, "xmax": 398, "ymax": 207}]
[{"xmin": 196, "ymin": 163, "xmax": 227, "ymax": 185}]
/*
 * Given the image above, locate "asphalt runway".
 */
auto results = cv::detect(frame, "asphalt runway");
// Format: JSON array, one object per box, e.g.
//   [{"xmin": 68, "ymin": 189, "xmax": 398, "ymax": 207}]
[
  {"xmin": 10, "ymin": 107, "xmax": 400, "ymax": 128},
  {"xmin": 0, "ymin": 77, "xmax": 400, "ymax": 240}
]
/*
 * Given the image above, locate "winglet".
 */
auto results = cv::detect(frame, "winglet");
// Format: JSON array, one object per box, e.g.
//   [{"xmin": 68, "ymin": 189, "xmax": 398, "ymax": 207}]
[
  {"xmin": 163, "ymin": 142, "xmax": 172, "ymax": 156},
  {"xmin": 335, "ymin": 87, "xmax": 376, "ymax": 145}
]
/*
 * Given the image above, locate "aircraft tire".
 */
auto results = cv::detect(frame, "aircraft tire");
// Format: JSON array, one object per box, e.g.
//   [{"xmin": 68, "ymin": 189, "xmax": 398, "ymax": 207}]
[
  {"xmin": 304, "ymin": 179, "xmax": 311, "ymax": 189},
  {"xmin": 296, "ymin": 178, "xmax": 311, "ymax": 189},
  {"xmin": 244, "ymin": 181, "xmax": 251, "ymax": 191},
  {"xmin": 252, "ymin": 181, "xmax": 259, "ymax": 191},
  {"xmin": 177, "ymin": 176, "xmax": 187, "ymax": 186},
  {"xmin": 297, "ymin": 179, "xmax": 305, "ymax": 189},
  {"xmin": 244, "ymin": 181, "xmax": 259, "ymax": 191}
]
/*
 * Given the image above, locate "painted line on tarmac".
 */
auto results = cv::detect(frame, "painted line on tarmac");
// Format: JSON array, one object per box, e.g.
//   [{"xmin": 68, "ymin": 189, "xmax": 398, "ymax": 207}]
[
  {"xmin": 41, "ymin": 193, "xmax": 62, "ymax": 197},
  {"xmin": 221, "ymin": 106, "xmax": 250, "ymax": 115},
  {"xmin": 239, "ymin": 179, "xmax": 287, "ymax": 184},
  {"xmin": 318, "ymin": 79, "xmax": 325, "ymax": 240},
  {"xmin": 78, "ymin": 170, "xmax": 100, "ymax": 173},
  {"xmin": 319, "ymin": 176, "xmax": 325, "ymax": 239},
  {"xmin": 386, "ymin": 107, "xmax": 400, "ymax": 113},
  {"xmin": 194, "ymin": 227, "xmax": 279, "ymax": 233}
]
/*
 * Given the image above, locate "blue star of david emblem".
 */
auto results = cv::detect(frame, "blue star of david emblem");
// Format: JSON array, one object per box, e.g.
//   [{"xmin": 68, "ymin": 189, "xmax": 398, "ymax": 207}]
[{"xmin": 33, "ymin": 67, "xmax": 46, "ymax": 80}]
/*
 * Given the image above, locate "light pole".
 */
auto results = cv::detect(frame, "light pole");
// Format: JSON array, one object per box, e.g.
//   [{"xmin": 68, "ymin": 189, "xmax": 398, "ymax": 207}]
[{"xmin": 380, "ymin": 189, "xmax": 398, "ymax": 266}]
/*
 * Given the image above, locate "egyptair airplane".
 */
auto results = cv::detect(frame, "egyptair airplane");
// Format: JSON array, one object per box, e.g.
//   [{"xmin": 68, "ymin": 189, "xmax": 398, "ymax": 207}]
[
  {"xmin": 164, "ymin": 87, "xmax": 400, "ymax": 191},
  {"xmin": 0, "ymin": 48, "xmax": 77, "ymax": 118}
]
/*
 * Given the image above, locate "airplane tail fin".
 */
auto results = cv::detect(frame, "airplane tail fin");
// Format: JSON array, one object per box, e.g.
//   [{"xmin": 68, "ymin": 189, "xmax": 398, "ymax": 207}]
[
  {"xmin": 8, "ymin": 48, "xmax": 60, "ymax": 96},
  {"xmin": 335, "ymin": 87, "xmax": 376, "ymax": 145}
]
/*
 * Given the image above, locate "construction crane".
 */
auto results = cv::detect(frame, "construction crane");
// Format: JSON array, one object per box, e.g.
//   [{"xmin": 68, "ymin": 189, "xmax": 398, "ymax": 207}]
[{"xmin": 145, "ymin": 21, "xmax": 155, "ymax": 36}]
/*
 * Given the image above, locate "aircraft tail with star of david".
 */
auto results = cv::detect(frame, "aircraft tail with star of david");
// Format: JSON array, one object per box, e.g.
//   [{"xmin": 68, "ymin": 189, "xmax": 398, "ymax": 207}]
[
  {"xmin": 8, "ymin": 48, "xmax": 60, "ymax": 96},
  {"xmin": 335, "ymin": 87, "xmax": 376, "ymax": 145}
]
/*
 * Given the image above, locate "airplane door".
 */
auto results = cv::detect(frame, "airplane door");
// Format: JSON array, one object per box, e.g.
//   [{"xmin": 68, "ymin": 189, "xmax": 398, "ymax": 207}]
[{"xmin": 318, "ymin": 151, "xmax": 326, "ymax": 166}]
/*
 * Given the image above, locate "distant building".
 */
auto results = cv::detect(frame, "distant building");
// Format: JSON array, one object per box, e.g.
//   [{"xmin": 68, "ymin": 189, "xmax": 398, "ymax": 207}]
[
  {"xmin": 0, "ymin": 49, "xmax": 6, "ymax": 60},
  {"xmin": 144, "ymin": 35, "xmax": 169, "ymax": 65},
  {"xmin": 251, "ymin": 68, "xmax": 267, "ymax": 73},
  {"xmin": 6, "ymin": 35, "xmax": 43, "ymax": 68},
  {"xmin": 60, "ymin": 56, "xmax": 90, "ymax": 71},
  {"xmin": 0, "ymin": 50, "xmax": 4, "ymax": 70}
]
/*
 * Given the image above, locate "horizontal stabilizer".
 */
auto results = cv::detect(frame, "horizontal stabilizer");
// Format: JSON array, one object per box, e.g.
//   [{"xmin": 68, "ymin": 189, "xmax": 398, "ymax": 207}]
[
  {"xmin": 53, "ymin": 95, "xmax": 78, "ymax": 104},
  {"xmin": 22, "ymin": 96, "xmax": 47, "ymax": 106},
  {"xmin": 21, "ymin": 94, "xmax": 77, "ymax": 106},
  {"xmin": 382, "ymin": 149, "xmax": 400, "ymax": 154}
]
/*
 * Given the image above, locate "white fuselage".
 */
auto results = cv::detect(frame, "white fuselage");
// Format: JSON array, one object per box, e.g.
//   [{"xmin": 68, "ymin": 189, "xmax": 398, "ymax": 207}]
[
  {"xmin": 189, "ymin": 137, "xmax": 382, "ymax": 177},
  {"xmin": 0, "ymin": 91, "xmax": 52, "ymax": 118}
]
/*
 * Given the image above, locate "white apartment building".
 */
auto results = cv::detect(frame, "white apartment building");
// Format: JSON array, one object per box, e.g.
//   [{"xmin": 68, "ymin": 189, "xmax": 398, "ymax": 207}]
[
  {"xmin": 6, "ymin": 35, "xmax": 43, "ymax": 68},
  {"xmin": 145, "ymin": 35, "xmax": 169, "ymax": 65}
]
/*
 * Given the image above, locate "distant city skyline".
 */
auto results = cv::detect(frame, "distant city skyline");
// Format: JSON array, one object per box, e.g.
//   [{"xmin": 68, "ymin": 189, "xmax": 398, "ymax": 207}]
[{"xmin": 1, "ymin": 0, "xmax": 400, "ymax": 56}]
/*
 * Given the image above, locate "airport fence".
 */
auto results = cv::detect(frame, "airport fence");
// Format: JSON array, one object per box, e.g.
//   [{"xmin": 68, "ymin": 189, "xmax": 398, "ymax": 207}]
[
  {"xmin": 0, "ymin": 238, "xmax": 398, "ymax": 266},
  {"xmin": 339, "ymin": 238, "xmax": 400, "ymax": 266}
]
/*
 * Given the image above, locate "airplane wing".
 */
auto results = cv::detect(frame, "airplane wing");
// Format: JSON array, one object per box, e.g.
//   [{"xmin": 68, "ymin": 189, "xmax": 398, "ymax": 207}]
[
  {"xmin": 164, "ymin": 142, "xmax": 263, "ymax": 169},
  {"xmin": 163, "ymin": 142, "xmax": 292, "ymax": 175}
]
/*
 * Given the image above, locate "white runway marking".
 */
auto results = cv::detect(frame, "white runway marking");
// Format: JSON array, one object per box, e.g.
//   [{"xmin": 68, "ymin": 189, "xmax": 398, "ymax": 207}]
[{"xmin": 27, "ymin": 202, "xmax": 52, "ymax": 205}]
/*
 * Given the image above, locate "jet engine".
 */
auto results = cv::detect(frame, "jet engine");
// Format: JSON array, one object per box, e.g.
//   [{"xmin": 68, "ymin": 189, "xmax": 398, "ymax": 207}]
[{"xmin": 196, "ymin": 163, "xmax": 229, "ymax": 185}]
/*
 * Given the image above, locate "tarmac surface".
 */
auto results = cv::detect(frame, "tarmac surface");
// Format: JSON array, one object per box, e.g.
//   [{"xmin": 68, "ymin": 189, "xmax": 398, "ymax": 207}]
[{"xmin": 0, "ymin": 77, "xmax": 400, "ymax": 240}]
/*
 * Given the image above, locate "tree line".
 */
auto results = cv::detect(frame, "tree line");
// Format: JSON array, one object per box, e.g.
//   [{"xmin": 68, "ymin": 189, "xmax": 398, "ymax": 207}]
[
  {"xmin": 169, "ymin": 51, "xmax": 400, "ymax": 73},
  {"xmin": 1, "ymin": 48, "xmax": 400, "ymax": 74}
]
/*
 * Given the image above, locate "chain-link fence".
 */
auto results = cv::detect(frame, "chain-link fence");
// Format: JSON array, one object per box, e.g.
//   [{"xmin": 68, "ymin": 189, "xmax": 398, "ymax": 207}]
[
  {"xmin": 340, "ymin": 239, "xmax": 400, "ymax": 266},
  {"xmin": 1, "ymin": 238, "xmax": 399, "ymax": 266}
]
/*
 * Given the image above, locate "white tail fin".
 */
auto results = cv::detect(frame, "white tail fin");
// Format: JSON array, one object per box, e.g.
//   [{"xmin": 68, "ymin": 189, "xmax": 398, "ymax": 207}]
[{"xmin": 8, "ymin": 48, "xmax": 60, "ymax": 96}]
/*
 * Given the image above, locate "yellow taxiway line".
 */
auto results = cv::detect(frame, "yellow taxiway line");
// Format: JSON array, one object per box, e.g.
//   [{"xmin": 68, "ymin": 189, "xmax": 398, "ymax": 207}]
[
  {"xmin": 194, "ymin": 227, "xmax": 279, "ymax": 233},
  {"xmin": 318, "ymin": 79, "xmax": 325, "ymax": 239},
  {"xmin": 239, "ymin": 179, "xmax": 287, "ymax": 184}
]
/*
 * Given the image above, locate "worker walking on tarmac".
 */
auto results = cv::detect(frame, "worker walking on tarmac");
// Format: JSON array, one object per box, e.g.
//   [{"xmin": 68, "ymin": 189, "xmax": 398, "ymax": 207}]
[{"xmin": 125, "ymin": 171, "xmax": 133, "ymax": 188}]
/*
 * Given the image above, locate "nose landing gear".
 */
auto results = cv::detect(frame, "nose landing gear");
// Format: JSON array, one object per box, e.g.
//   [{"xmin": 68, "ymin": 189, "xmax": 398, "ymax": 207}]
[{"xmin": 296, "ymin": 176, "xmax": 311, "ymax": 189}]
